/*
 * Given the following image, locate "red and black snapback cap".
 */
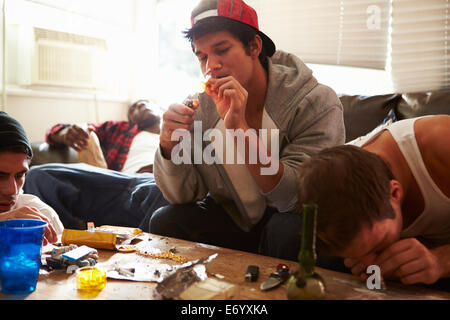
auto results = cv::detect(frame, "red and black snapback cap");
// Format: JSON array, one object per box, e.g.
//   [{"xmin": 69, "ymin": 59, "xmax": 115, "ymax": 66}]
[{"xmin": 190, "ymin": 0, "xmax": 276, "ymax": 57}]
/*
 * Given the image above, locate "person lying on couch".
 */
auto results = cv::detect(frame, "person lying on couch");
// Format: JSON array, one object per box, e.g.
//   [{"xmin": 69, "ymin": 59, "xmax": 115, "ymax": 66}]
[
  {"xmin": 46, "ymin": 99, "xmax": 161, "ymax": 173},
  {"xmin": 24, "ymin": 101, "xmax": 169, "ymax": 231},
  {"xmin": 0, "ymin": 111, "xmax": 63, "ymax": 244},
  {"xmin": 296, "ymin": 115, "xmax": 450, "ymax": 286}
]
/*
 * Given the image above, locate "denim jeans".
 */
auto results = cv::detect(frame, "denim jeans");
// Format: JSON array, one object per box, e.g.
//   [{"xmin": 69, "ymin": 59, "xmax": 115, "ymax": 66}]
[{"xmin": 23, "ymin": 163, "xmax": 169, "ymax": 231}]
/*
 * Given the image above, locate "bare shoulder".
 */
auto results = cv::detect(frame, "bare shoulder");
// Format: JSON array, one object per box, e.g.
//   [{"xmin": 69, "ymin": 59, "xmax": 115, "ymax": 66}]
[
  {"xmin": 415, "ymin": 115, "xmax": 450, "ymax": 153},
  {"xmin": 415, "ymin": 115, "xmax": 450, "ymax": 196}
]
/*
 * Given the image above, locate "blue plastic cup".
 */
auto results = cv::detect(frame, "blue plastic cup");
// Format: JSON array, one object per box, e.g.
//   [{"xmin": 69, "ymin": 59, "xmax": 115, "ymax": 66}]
[{"xmin": 0, "ymin": 219, "xmax": 47, "ymax": 294}]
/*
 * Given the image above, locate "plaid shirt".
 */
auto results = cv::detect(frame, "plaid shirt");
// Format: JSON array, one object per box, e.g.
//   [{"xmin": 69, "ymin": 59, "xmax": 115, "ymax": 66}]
[{"xmin": 46, "ymin": 121, "xmax": 142, "ymax": 171}]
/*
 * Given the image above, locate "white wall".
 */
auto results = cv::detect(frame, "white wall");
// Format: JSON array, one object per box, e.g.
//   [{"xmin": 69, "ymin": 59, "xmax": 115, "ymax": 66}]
[
  {"xmin": 5, "ymin": 91, "xmax": 128, "ymax": 142},
  {"xmin": 1, "ymin": 0, "xmax": 158, "ymax": 142}
]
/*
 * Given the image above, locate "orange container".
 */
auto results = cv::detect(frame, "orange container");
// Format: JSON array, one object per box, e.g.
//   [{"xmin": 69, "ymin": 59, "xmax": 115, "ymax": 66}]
[{"xmin": 61, "ymin": 229, "xmax": 116, "ymax": 250}]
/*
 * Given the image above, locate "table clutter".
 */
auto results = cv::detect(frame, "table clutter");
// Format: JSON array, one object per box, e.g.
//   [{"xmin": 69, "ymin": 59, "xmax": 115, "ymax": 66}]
[
  {"xmin": 1, "ymin": 222, "xmax": 449, "ymax": 300},
  {"xmin": 38, "ymin": 223, "xmax": 238, "ymax": 299}
]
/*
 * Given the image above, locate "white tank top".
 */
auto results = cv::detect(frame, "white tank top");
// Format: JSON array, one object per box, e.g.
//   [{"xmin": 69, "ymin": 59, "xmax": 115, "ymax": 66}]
[
  {"xmin": 121, "ymin": 131, "xmax": 159, "ymax": 173},
  {"xmin": 349, "ymin": 117, "xmax": 450, "ymax": 246}
]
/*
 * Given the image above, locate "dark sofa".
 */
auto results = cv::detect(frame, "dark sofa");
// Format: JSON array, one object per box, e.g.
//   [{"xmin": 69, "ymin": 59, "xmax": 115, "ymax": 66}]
[
  {"xmin": 30, "ymin": 90, "xmax": 450, "ymax": 166},
  {"xmin": 31, "ymin": 139, "xmax": 79, "ymax": 166},
  {"xmin": 341, "ymin": 90, "xmax": 450, "ymax": 142}
]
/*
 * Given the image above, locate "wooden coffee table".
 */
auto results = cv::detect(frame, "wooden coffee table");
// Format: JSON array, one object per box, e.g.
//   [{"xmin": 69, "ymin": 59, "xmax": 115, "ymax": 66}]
[{"xmin": 1, "ymin": 233, "xmax": 449, "ymax": 300}]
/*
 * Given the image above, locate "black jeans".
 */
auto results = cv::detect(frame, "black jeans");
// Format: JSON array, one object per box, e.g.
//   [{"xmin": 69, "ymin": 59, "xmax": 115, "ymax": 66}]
[
  {"xmin": 149, "ymin": 196, "xmax": 274, "ymax": 254},
  {"xmin": 149, "ymin": 195, "xmax": 348, "ymax": 272}
]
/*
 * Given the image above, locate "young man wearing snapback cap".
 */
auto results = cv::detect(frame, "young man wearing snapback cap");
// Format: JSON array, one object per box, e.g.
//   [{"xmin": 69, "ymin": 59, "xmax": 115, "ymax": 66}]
[
  {"xmin": 0, "ymin": 111, "xmax": 62, "ymax": 244},
  {"xmin": 151, "ymin": 0, "xmax": 345, "ymax": 262}
]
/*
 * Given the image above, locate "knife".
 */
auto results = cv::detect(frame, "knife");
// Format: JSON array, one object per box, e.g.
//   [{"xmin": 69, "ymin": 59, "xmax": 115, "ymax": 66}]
[{"xmin": 260, "ymin": 264, "xmax": 290, "ymax": 291}]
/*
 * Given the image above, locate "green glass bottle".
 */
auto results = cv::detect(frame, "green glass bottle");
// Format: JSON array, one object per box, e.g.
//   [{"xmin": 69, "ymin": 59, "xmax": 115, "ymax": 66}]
[{"xmin": 286, "ymin": 203, "xmax": 326, "ymax": 300}]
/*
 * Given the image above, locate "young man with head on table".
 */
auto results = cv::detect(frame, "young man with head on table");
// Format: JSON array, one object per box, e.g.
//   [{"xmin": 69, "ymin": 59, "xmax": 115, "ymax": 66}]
[
  {"xmin": 0, "ymin": 111, "xmax": 63, "ymax": 244},
  {"xmin": 297, "ymin": 115, "xmax": 450, "ymax": 286},
  {"xmin": 150, "ymin": 0, "xmax": 345, "ymax": 262}
]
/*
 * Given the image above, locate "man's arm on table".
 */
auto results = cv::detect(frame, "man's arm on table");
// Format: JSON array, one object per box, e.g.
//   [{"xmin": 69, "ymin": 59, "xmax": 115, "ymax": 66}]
[{"xmin": 374, "ymin": 239, "xmax": 450, "ymax": 285}]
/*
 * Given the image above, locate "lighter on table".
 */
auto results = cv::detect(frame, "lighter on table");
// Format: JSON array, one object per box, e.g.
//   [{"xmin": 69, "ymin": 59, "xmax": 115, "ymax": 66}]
[{"xmin": 245, "ymin": 265, "xmax": 259, "ymax": 282}]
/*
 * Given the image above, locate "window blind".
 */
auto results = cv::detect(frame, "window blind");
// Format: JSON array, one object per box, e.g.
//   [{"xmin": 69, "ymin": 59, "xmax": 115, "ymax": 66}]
[
  {"xmin": 255, "ymin": 0, "xmax": 390, "ymax": 69},
  {"xmin": 390, "ymin": 0, "xmax": 449, "ymax": 93}
]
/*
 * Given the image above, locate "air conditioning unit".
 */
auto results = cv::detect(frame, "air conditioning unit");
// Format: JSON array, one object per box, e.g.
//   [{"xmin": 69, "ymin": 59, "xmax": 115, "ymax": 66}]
[{"xmin": 7, "ymin": 25, "xmax": 109, "ymax": 90}]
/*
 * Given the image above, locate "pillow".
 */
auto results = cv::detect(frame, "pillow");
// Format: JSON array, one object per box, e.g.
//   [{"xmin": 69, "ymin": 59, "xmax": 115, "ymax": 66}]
[
  {"xmin": 339, "ymin": 94, "xmax": 402, "ymax": 142},
  {"xmin": 397, "ymin": 91, "xmax": 450, "ymax": 120},
  {"xmin": 347, "ymin": 108, "xmax": 397, "ymax": 146}
]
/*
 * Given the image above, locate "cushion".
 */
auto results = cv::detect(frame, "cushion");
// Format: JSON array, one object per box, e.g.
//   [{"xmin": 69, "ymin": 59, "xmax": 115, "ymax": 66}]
[
  {"xmin": 346, "ymin": 108, "xmax": 398, "ymax": 146},
  {"xmin": 397, "ymin": 90, "xmax": 450, "ymax": 120},
  {"xmin": 339, "ymin": 94, "xmax": 402, "ymax": 142},
  {"xmin": 30, "ymin": 142, "xmax": 78, "ymax": 167}
]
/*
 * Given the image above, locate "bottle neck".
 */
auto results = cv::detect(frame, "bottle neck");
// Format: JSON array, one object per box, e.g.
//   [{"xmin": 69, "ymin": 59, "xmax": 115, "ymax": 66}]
[{"xmin": 298, "ymin": 204, "xmax": 318, "ymax": 276}]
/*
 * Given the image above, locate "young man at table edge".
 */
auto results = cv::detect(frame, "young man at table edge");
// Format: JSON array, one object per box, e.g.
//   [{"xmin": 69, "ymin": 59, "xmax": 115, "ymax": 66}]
[
  {"xmin": 0, "ymin": 111, "xmax": 62, "ymax": 244},
  {"xmin": 298, "ymin": 115, "xmax": 450, "ymax": 286}
]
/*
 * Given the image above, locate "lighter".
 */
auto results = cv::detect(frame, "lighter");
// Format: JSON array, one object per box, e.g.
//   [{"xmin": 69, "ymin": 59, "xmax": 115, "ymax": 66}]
[
  {"xmin": 245, "ymin": 265, "xmax": 259, "ymax": 282},
  {"xmin": 183, "ymin": 95, "xmax": 199, "ymax": 110}
]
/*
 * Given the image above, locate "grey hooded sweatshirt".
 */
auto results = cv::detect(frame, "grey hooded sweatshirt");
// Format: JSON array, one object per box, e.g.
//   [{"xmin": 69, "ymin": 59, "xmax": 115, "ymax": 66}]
[{"xmin": 154, "ymin": 50, "xmax": 345, "ymax": 231}]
